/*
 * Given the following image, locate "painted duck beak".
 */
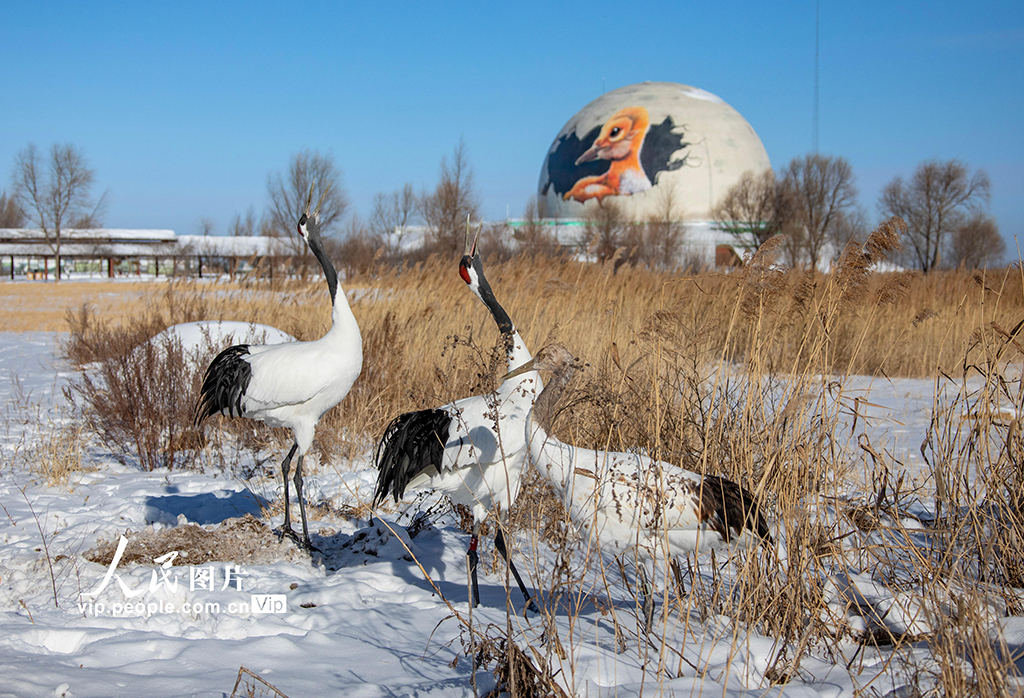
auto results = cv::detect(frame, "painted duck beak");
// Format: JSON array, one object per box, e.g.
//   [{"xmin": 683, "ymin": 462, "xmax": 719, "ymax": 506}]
[{"xmin": 574, "ymin": 146, "xmax": 599, "ymax": 166}]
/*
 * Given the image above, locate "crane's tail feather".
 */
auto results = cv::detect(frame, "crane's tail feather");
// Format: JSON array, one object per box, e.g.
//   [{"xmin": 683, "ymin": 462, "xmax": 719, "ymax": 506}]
[
  {"xmin": 700, "ymin": 475, "xmax": 773, "ymax": 546},
  {"xmin": 194, "ymin": 344, "xmax": 252, "ymax": 425},
  {"xmin": 373, "ymin": 408, "xmax": 451, "ymax": 506}
]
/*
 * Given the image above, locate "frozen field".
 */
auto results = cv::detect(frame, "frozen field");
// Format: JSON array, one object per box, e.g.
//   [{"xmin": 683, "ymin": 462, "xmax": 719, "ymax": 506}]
[{"xmin": 1, "ymin": 331, "xmax": 1021, "ymax": 697}]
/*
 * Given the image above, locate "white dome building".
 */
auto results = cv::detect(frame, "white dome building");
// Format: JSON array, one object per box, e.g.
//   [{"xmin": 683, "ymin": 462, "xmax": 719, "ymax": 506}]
[{"xmin": 538, "ymin": 82, "xmax": 771, "ymax": 222}]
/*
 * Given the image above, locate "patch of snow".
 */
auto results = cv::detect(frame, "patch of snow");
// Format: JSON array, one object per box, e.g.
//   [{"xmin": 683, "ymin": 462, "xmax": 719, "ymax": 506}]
[
  {"xmin": 0, "ymin": 331, "xmax": 1018, "ymax": 697},
  {"xmin": 151, "ymin": 321, "xmax": 295, "ymax": 354}
]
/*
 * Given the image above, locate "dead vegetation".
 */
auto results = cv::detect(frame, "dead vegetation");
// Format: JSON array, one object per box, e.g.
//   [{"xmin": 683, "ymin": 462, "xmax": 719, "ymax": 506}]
[
  {"xmin": 59, "ymin": 233, "xmax": 1024, "ymax": 477},
  {"xmin": 43, "ymin": 217, "xmax": 1024, "ymax": 695},
  {"xmin": 28, "ymin": 422, "xmax": 93, "ymax": 487},
  {"xmin": 0, "ymin": 280, "xmax": 153, "ymax": 332},
  {"xmin": 84, "ymin": 514, "xmax": 300, "ymax": 567}
]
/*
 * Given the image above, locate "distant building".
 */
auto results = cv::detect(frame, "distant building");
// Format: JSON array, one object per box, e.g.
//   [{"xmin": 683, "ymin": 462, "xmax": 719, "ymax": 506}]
[
  {"xmin": 539, "ymin": 81, "xmax": 771, "ymax": 223},
  {"xmin": 0, "ymin": 229, "xmax": 297, "ymax": 280},
  {"xmin": 504, "ymin": 218, "xmax": 756, "ymax": 269},
  {"xmin": 532, "ymin": 81, "xmax": 771, "ymax": 268}
]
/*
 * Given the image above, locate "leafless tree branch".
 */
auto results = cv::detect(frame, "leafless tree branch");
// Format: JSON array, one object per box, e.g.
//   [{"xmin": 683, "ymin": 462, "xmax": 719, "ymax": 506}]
[
  {"xmin": 11, "ymin": 143, "xmax": 100, "ymax": 281},
  {"xmin": 878, "ymin": 159, "xmax": 990, "ymax": 272}
]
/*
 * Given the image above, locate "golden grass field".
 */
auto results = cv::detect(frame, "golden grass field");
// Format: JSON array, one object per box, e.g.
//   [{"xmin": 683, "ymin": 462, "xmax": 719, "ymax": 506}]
[
  {"xmin": 14, "ymin": 250, "xmax": 1021, "ymax": 377},
  {"xmin": 11, "ymin": 243, "xmax": 1024, "ymax": 466},
  {"xmin": 0, "ymin": 279, "xmax": 155, "ymax": 332},
  {"xmin": 15, "ymin": 225, "xmax": 1024, "ymax": 693}
]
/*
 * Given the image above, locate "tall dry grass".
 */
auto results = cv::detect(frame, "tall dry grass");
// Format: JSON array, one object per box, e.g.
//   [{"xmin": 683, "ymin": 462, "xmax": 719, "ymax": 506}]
[
  {"xmin": 58, "ymin": 220, "xmax": 1024, "ymax": 695},
  {"xmin": 480, "ymin": 222, "xmax": 1024, "ymax": 695},
  {"xmin": 61, "ymin": 234, "xmax": 1023, "ymax": 468}
]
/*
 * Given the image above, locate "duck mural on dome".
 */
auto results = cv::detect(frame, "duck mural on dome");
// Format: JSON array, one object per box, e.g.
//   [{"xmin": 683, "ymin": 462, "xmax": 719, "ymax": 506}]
[
  {"xmin": 539, "ymin": 83, "xmax": 771, "ymax": 221},
  {"xmin": 542, "ymin": 105, "xmax": 689, "ymax": 204}
]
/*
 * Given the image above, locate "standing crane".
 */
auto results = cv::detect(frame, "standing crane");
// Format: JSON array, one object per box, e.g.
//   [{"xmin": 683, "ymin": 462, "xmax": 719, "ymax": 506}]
[
  {"xmin": 195, "ymin": 183, "xmax": 362, "ymax": 551},
  {"xmin": 503, "ymin": 344, "xmax": 771, "ymax": 619},
  {"xmin": 374, "ymin": 226, "xmax": 540, "ymax": 611}
]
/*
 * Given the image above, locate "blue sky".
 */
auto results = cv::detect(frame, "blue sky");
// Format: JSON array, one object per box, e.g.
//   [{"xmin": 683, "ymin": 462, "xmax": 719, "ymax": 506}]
[{"xmin": 2, "ymin": 1, "xmax": 1022, "ymax": 249}]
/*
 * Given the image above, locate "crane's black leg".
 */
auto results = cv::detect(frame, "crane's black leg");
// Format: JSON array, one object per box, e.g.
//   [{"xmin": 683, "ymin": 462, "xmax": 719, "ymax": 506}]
[
  {"xmin": 495, "ymin": 527, "xmax": 538, "ymax": 614},
  {"xmin": 293, "ymin": 454, "xmax": 321, "ymax": 552},
  {"xmin": 278, "ymin": 443, "xmax": 299, "ymax": 543},
  {"xmin": 468, "ymin": 524, "xmax": 481, "ymax": 607}
]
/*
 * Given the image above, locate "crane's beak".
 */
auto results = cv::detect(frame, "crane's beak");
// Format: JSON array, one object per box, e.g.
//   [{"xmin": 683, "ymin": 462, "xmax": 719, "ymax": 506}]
[
  {"xmin": 315, "ymin": 183, "xmax": 332, "ymax": 218},
  {"xmin": 500, "ymin": 358, "xmax": 537, "ymax": 383},
  {"xmin": 462, "ymin": 217, "xmax": 481, "ymax": 257},
  {"xmin": 304, "ymin": 181, "xmax": 315, "ymax": 218}
]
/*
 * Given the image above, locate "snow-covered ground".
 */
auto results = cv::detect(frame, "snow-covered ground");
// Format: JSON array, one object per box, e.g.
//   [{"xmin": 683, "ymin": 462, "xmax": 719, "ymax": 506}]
[{"xmin": 1, "ymin": 331, "xmax": 1020, "ymax": 697}]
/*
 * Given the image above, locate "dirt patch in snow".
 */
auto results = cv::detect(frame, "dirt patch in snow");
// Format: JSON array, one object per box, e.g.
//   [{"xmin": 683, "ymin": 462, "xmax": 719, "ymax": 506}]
[{"xmin": 84, "ymin": 514, "xmax": 302, "ymax": 566}]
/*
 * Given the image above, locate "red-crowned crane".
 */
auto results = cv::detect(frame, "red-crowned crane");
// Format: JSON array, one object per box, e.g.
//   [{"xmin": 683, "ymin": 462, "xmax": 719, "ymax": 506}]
[
  {"xmin": 503, "ymin": 344, "xmax": 771, "ymax": 620},
  {"xmin": 374, "ymin": 226, "xmax": 540, "ymax": 612},
  {"xmin": 195, "ymin": 183, "xmax": 362, "ymax": 551}
]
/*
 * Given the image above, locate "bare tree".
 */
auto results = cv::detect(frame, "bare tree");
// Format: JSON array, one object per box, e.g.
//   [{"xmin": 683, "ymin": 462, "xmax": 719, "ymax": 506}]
[
  {"xmin": 421, "ymin": 138, "xmax": 480, "ymax": 256},
  {"xmin": 332, "ymin": 213, "xmax": 378, "ymax": 277},
  {"xmin": 369, "ymin": 183, "xmax": 418, "ymax": 257},
  {"xmin": 827, "ymin": 206, "xmax": 870, "ymax": 254},
  {"xmin": 265, "ymin": 149, "xmax": 348, "ymax": 253},
  {"xmin": 11, "ymin": 143, "xmax": 103, "ymax": 281},
  {"xmin": 950, "ymin": 214, "xmax": 1004, "ymax": 269},
  {"xmin": 644, "ymin": 186, "xmax": 686, "ymax": 270},
  {"xmin": 580, "ymin": 198, "xmax": 627, "ymax": 264},
  {"xmin": 515, "ymin": 196, "xmax": 556, "ymax": 255},
  {"xmin": 479, "ymin": 222, "xmax": 515, "ymax": 262},
  {"xmin": 780, "ymin": 154, "xmax": 858, "ymax": 270},
  {"xmin": 879, "ymin": 159, "xmax": 990, "ymax": 272},
  {"xmin": 197, "ymin": 217, "xmax": 216, "ymax": 236},
  {"xmin": 621, "ymin": 219, "xmax": 646, "ymax": 267},
  {"xmin": 228, "ymin": 206, "xmax": 260, "ymax": 237},
  {"xmin": 0, "ymin": 190, "xmax": 26, "ymax": 227},
  {"xmin": 779, "ymin": 217, "xmax": 808, "ymax": 269},
  {"xmin": 712, "ymin": 168, "xmax": 781, "ymax": 248}
]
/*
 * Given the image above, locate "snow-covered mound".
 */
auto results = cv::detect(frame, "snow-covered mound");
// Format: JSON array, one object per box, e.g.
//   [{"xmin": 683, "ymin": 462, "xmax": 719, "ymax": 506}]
[
  {"xmin": 136, "ymin": 320, "xmax": 296, "ymax": 372},
  {"xmin": 152, "ymin": 320, "xmax": 295, "ymax": 353}
]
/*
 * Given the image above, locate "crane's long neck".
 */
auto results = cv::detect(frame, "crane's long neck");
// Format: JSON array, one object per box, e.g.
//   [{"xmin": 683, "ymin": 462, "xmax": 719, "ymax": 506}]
[
  {"xmin": 471, "ymin": 260, "xmax": 536, "ymax": 372},
  {"xmin": 474, "ymin": 273, "xmax": 513, "ymax": 338},
  {"xmin": 308, "ymin": 234, "xmax": 360, "ymax": 342},
  {"xmin": 308, "ymin": 234, "xmax": 339, "ymax": 305},
  {"xmin": 472, "ymin": 263, "xmax": 536, "ymax": 372}
]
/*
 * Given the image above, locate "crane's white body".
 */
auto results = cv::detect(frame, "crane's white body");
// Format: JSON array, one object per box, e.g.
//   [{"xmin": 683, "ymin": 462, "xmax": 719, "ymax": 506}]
[
  {"xmin": 237, "ymin": 300, "xmax": 361, "ymax": 454},
  {"xmin": 405, "ymin": 329, "xmax": 539, "ymax": 522},
  {"xmin": 197, "ymin": 187, "xmax": 361, "ymax": 549}
]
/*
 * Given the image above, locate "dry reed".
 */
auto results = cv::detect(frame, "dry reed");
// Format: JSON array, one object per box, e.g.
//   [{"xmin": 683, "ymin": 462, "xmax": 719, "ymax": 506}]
[{"xmin": 48, "ymin": 220, "xmax": 1024, "ymax": 694}]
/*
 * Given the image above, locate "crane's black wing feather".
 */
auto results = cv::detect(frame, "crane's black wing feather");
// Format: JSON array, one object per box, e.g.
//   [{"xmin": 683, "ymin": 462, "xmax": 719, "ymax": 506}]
[
  {"xmin": 374, "ymin": 408, "xmax": 452, "ymax": 505},
  {"xmin": 195, "ymin": 344, "xmax": 252, "ymax": 424}
]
